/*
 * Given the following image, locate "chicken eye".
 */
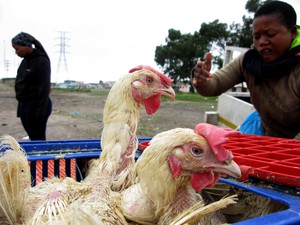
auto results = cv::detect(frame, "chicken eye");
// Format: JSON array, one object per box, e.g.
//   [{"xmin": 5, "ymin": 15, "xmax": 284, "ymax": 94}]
[
  {"xmin": 190, "ymin": 147, "xmax": 204, "ymax": 156},
  {"xmin": 146, "ymin": 77, "xmax": 153, "ymax": 83}
]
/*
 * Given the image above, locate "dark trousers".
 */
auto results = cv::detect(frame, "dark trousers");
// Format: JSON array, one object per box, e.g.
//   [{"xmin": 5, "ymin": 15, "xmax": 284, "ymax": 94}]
[{"xmin": 19, "ymin": 98, "xmax": 52, "ymax": 140}]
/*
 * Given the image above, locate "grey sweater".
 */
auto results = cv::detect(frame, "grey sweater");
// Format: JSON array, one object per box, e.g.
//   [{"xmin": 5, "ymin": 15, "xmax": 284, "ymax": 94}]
[{"xmin": 192, "ymin": 53, "xmax": 300, "ymax": 139}]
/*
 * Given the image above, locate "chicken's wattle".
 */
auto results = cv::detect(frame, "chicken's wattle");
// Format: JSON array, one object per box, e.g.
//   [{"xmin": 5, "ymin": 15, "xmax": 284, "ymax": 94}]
[{"xmin": 190, "ymin": 171, "xmax": 220, "ymax": 191}]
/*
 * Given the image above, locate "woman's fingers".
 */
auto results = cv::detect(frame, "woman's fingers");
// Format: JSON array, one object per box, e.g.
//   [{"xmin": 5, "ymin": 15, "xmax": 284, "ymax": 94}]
[
  {"xmin": 203, "ymin": 52, "xmax": 212, "ymax": 72},
  {"xmin": 193, "ymin": 52, "xmax": 213, "ymax": 86},
  {"xmin": 194, "ymin": 63, "xmax": 212, "ymax": 81}
]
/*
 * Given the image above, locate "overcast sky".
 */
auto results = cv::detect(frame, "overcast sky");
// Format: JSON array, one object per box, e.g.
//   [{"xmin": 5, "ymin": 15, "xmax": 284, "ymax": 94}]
[{"xmin": 1, "ymin": 0, "xmax": 299, "ymax": 83}]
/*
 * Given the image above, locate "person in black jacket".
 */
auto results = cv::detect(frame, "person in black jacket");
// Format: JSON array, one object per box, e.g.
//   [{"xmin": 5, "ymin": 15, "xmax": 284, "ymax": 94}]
[{"xmin": 12, "ymin": 32, "xmax": 52, "ymax": 140}]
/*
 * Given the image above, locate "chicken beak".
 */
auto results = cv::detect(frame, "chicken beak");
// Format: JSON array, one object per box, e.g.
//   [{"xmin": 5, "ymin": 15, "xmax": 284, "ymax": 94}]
[
  {"xmin": 208, "ymin": 160, "xmax": 241, "ymax": 178},
  {"xmin": 160, "ymin": 86, "xmax": 176, "ymax": 100}
]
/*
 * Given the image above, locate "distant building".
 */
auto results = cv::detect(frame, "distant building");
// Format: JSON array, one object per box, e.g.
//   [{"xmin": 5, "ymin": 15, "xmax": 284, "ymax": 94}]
[
  {"xmin": 223, "ymin": 46, "xmax": 249, "ymax": 93},
  {"xmin": 105, "ymin": 81, "xmax": 116, "ymax": 88},
  {"xmin": 86, "ymin": 83, "xmax": 102, "ymax": 89},
  {"xmin": 64, "ymin": 80, "xmax": 77, "ymax": 84},
  {"xmin": 53, "ymin": 79, "xmax": 115, "ymax": 89},
  {"xmin": 179, "ymin": 83, "xmax": 190, "ymax": 93}
]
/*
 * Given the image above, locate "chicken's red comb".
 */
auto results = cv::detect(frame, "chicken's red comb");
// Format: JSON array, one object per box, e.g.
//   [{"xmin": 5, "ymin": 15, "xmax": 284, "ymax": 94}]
[
  {"xmin": 194, "ymin": 123, "xmax": 240, "ymax": 161},
  {"xmin": 129, "ymin": 65, "xmax": 172, "ymax": 86}
]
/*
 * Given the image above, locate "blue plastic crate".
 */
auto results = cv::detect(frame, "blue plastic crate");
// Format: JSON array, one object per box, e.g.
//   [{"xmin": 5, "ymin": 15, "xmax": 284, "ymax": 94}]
[
  {"xmin": 19, "ymin": 138, "xmax": 300, "ymax": 225},
  {"xmin": 20, "ymin": 138, "xmax": 148, "ymax": 185}
]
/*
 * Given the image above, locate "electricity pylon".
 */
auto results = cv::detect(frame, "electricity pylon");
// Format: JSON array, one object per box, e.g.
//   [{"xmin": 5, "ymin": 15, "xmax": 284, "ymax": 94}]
[{"xmin": 56, "ymin": 31, "xmax": 70, "ymax": 74}]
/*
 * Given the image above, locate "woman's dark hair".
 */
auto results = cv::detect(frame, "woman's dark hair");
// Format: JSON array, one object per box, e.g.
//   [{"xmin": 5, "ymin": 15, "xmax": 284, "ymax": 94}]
[
  {"xmin": 12, "ymin": 32, "xmax": 50, "ymax": 60},
  {"xmin": 254, "ymin": 1, "xmax": 297, "ymax": 29}
]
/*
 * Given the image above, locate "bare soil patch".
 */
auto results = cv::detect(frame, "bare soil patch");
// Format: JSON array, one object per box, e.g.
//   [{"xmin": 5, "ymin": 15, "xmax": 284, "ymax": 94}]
[{"xmin": 0, "ymin": 83, "xmax": 217, "ymax": 141}]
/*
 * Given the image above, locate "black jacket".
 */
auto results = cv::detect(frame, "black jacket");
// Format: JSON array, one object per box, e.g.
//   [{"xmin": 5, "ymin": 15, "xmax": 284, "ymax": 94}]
[{"xmin": 15, "ymin": 49, "xmax": 51, "ymax": 118}]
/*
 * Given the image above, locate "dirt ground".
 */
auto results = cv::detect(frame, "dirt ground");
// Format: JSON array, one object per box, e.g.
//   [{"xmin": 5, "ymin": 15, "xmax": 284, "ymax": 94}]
[{"xmin": 0, "ymin": 82, "xmax": 217, "ymax": 142}]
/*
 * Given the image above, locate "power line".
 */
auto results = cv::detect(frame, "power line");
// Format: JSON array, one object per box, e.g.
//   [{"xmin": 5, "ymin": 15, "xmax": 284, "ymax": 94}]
[
  {"xmin": 55, "ymin": 31, "xmax": 70, "ymax": 74},
  {"xmin": 3, "ymin": 40, "xmax": 10, "ymax": 74}
]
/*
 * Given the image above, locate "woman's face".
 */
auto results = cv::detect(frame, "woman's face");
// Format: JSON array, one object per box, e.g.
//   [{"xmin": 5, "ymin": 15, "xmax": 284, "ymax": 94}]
[
  {"xmin": 12, "ymin": 44, "xmax": 33, "ymax": 58},
  {"xmin": 252, "ymin": 14, "xmax": 297, "ymax": 63}
]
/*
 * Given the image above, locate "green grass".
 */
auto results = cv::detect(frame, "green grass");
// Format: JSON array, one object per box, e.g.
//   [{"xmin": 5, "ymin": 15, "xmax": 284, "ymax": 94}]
[
  {"xmin": 52, "ymin": 88, "xmax": 110, "ymax": 96},
  {"xmin": 52, "ymin": 88, "xmax": 91, "ymax": 93},
  {"xmin": 89, "ymin": 89, "xmax": 110, "ymax": 96},
  {"xmin": 173, "ymin": 92, "xmax": 217, "ymax": 102},
  {"xmin": 52, "ymin": 88, "xmax": 217, "ymax": 103}
]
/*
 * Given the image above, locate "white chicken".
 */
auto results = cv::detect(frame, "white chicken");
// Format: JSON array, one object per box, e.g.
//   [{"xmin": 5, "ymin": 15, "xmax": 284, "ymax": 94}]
[
  {"xmin": 121, "ymin": 123, "xmax": 241, "ymax": 225},
  {"xmin": 29, "ymin": 65, "xmax": 175, "ymax": 224},
  {"xmin": 0, "ymin": 65, "xmax": 175, "ymax": 225},
  {"xmin": 98, "ymin": 65, "xmax": 175, "ymax": 192},
  {"xmin": 0, "ymin": 123, "xmax": 240, "ymax": 225},
  {"xmin": 0, "ymin": 135, "xmax": 31, "ymax": 225}
]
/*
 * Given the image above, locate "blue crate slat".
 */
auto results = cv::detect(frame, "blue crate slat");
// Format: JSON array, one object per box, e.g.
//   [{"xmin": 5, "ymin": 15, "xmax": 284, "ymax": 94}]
[
  {"xmin": 20, "ymin": 139, "xmax": 101, "ymax": 145},
  {"xmin": 54, "ymin": 160, "xmax": 60, "ymax": 178},
  {"xmin": 65, "ymin": 159, "xmax": 71, "ymax": 177},
  {"xmin": 30, "ymin": 161, "xmax": 36, "ymax": 186},
  {"xmin": 21, "ymin": 139, "xmax": 101, "ymax": 154},
  {"xmin": 42, "ymin": 160, "xmax": 48, "ymax": 181},
  {"xmin": 27, "ymin": 152, "xmax": 101, "ymax": 161},
  {"xmin": 18, "ymin": 138, "xmax": 300, "ymax": 225}
]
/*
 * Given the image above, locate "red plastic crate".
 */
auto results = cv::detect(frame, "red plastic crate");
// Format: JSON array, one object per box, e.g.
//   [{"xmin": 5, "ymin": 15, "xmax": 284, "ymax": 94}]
[
  {"xmin": 252, "ymin": 164, "xmax": 300, "ymax": 187},
  {"xmin": 137, "ymin": 135, "xmax": 300, "ymax": 188},
  {"xmin": 231, "ymin": 148, "xmax": 265, "ymax": 155},
  {"xmin": 226, "ymin": 134, "xmax": 300, "ymax": 187}
]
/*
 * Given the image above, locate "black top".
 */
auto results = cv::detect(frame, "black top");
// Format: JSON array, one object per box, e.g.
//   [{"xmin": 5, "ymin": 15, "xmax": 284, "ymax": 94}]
[{"xmin": 15, "ymin": 49, "xmax": 51, "ymax": 117}]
